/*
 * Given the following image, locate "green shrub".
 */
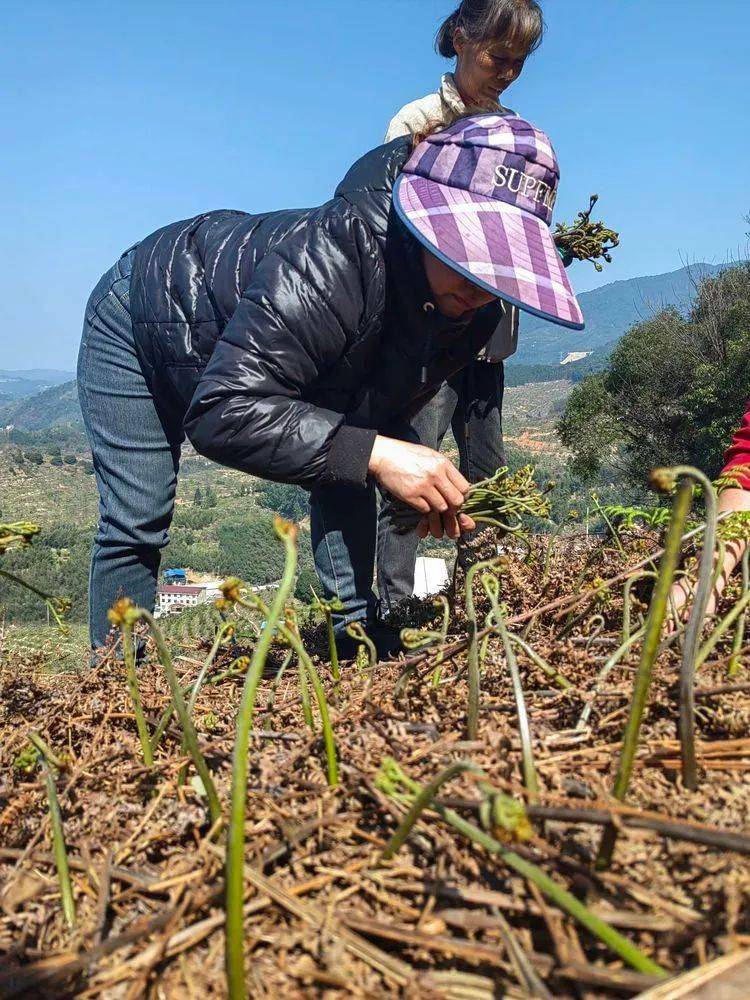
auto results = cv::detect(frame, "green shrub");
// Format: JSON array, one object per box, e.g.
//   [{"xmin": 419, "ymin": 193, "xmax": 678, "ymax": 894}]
[
  {"xmin": 294, "ymin": 565, "xmax": 319, "ymax": 602},
  {"xmin": 256, "ymin": 481, "xmax": 310, "ymax": 522},
  {"xmin": 216, "ymin": 511, "xmax": 287, "ymax": 585},
  {"xmin": 174, "ymin": 506, "xmax": 216, "ymax": 531}
]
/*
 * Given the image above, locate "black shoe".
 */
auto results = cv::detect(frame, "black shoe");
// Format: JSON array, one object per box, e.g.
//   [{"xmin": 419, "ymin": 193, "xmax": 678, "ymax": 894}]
[
  {"xmin": 370, "ymin": 622, "xmax": 404, "ymax": 661},
  {"xmin": 334, "ymin": 621, "xmax": 403, "ymax": 663}
]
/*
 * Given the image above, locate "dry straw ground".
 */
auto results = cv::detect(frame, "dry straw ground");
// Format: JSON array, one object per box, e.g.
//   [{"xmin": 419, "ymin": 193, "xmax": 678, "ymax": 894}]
[{"xmin": 2, "ymin": 527, "xmax": 750, "ymax": 998}]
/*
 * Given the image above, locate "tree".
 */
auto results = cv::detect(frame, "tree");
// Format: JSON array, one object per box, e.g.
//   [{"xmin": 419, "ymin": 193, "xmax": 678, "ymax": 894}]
[
  {"xmin": 558, "ymin": 264, "xmax": 750, "ymax": 488},
  {"xmin": 294, "ymin": 565, "xmax": 319, "ymax": 602},
  {"xmin": 216, "ymin": 510, "xmax": 287, "ymax": 585},
  {"xmin": 193, "ymin": 486, "xmax": 203, "ymax": 506},
  {"xmin": 255, "ymin": 480, "xmax": 310, "ymax": 522},
  {"xmin": 63, "ymin": 454, "xmax": 77, "ymax": 465},
  {"xmin": 215, "ymin": 509, "xmax": 315, "ymax": 586},
  {"xmin": 174, "ymin": 506, "xmax": 215, "ymax": 530},
  {"xmin": 204, "ymin": 486, "xmax": 218, "ymax": 508},
  {"xmin": 50, "ymin": 455, "xmax": 63, "ymax": 467},
  {"xmin": 23, "ymin": 449, "xmax": 43, "ymax": 465}
]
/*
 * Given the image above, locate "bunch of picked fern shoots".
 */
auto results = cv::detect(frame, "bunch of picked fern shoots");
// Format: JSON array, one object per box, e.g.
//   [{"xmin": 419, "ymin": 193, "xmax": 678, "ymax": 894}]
[
  {"xmin": 461, "ymin": 464, "xmax": 552, "ymax": 536},
  {"xmin": 394, "ymin": 464, "xmax": 552, "ymax": 542},
  {"xmin": 554, "ymin": 194, "xmax": 619, "ymax": 271}
]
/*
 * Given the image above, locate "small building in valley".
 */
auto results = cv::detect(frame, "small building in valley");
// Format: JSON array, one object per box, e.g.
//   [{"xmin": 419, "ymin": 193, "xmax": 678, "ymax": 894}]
[{"xmin": 155, "ymin": 580, "xmax": 223, "ymax": 617}]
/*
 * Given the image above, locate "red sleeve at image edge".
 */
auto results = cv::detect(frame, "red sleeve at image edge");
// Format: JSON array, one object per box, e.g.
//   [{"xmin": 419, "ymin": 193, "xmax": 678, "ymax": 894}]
[{"xmin": 721, "ymin": 399, "xmax": 750, "ymax": 490}]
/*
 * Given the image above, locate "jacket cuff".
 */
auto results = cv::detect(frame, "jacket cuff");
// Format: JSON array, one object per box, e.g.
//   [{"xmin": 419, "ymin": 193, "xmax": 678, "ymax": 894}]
[{"xmin": 323, "ymin": 425, "xmax": 377, "ymax": 489}]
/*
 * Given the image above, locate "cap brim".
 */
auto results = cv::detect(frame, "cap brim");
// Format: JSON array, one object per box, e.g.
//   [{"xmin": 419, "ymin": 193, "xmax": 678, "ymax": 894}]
[{"xmin": 394, "ymin": 174, "xmax": 584, "ymax": 330}]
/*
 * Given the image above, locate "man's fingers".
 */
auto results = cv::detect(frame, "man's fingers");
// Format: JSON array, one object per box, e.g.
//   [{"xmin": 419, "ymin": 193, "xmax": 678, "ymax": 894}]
[
  {"xmin": 417, "ymin": 512, "xmax": 473, "ymax": 539},
  {"xmin": 435, "ymin": 479, "xmax": 465, "ymax": 510},
  {"xmin": 428, "ymin": 510, "xmax": 444, "ymax": 539},
  {"xmin": 443, "ymin": 509, "xmax": 460, "ymax": 540},
  {"xmin": 444, "ymin": 462, "xmax": 471, "ymax": 496},
  {"xmin": 423, "ymin": 487, "xmax": 449, "ymax": 513},
  {"xmin": 458, "ymin": 513, "xmax": 476, "ymax": 533}
]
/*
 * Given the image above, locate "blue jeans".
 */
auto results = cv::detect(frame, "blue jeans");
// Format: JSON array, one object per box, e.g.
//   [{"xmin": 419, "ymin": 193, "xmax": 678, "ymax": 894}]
[
  {"xmin": 309, "ymin": 483, "xmax": 379, "ymax": 637},
  {"xmin": 78, "ymin": 250, "xmax": 184, "ymax": 648}
]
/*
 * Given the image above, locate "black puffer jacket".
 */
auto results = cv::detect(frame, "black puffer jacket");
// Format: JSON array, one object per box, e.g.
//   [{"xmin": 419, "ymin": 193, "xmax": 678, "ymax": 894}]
[{"xmin": 128, "ymin": 138, "xmax": 505, "ymax": 489}]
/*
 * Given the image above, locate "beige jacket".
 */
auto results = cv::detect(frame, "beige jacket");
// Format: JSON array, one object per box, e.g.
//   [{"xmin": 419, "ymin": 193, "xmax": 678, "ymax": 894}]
[{"xmin": 385, "ymin": 74, "xmax": 519, "ymax": 363}]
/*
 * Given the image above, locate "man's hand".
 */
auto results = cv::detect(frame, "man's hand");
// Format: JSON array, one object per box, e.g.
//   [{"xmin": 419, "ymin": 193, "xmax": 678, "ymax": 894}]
[{"xmin": 368, "ymin": 435, "xmax": 475, "ymax": 540}]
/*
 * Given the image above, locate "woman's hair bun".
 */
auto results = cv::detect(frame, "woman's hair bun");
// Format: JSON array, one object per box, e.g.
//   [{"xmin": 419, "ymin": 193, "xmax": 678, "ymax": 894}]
[
  {"xmin": 434, "ymin": 1, "xmax": 544, "ymax": 60},
  {"xmin": 435, "ymin": 8, "xmax": 461, "ymax": 58}
]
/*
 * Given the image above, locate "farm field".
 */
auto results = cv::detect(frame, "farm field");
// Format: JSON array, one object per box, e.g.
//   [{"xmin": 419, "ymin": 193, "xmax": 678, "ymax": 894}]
[
  {"xmin": 0, "ymin": 446, "xmax": 256, "ymax": 529},
  {"xmin": 2, "ymin": 514, "xmax": 750, "ymax": 998},
  {"xmin": 502, "ymin": 378, "xmax": 572, "ymax": 456},
  {"xmin": 0, "ymin": 374, "xmax": 571, "ymax": 525}
]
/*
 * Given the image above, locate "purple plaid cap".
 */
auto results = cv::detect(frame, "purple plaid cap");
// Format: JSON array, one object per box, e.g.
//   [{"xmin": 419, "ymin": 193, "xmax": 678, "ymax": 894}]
[{"xmin": 394, "ymin": 113, "xmax": 584, "ymax": 330}]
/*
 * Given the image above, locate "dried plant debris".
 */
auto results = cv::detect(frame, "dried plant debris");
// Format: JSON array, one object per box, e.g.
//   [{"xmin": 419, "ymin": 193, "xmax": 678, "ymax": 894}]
[{"xmin": 2, "ymin": 529, "xmax": 750, "ymax": 998}]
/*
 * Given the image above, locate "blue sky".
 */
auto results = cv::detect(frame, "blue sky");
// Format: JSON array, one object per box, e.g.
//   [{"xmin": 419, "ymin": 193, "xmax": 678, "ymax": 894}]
[{"xmin": 2, "ymin": 0, "xmax": 749, "ymax": 370}]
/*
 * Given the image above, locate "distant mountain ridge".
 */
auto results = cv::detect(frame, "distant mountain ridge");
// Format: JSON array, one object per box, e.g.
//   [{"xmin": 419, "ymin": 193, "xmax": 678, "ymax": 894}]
[
  {"xmin": 0, "ymin": 368, "xmax": 75, "ymax": 401},
  {"xmin": 512, "ymin": 262, "xmax": 726, "ymax": 366},
  {"xmin": 0, "ymin": 380, "xmax": 81, "ymax": 430},
  {"xmin": 1, "ymin": 262, "xmax": 733, "ymax": 430}
]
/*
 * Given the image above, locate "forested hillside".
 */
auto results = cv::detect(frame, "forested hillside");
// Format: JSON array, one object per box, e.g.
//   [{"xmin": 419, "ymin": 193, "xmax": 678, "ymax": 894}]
[
  {"xmin": 559, "ymin": 262, "xmax": 750, "ymax": 485},
  {"xmin": 513, "ymin": 262, "xmax": 725, "ymax": 364}
]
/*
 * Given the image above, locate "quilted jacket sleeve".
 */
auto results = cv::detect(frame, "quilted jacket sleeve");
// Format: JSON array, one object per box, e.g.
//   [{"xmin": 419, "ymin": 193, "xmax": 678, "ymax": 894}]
[{"xmin": 184, "ymin": 209, "xmax": 385, "ymax": 489}]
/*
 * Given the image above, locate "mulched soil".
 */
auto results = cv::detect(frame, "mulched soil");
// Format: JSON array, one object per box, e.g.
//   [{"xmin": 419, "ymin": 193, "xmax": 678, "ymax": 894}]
[{"xmin": 2, "ymin": 532, "xmax": 750, "ymax": 998}]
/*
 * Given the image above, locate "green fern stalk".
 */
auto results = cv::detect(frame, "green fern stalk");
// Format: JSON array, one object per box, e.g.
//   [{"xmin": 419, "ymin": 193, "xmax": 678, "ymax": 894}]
[
  {"xmin": 276, "ymin": 623, "xmax": 338, "ymax": 788},
  {"xmin": 377, "ymin": 759, "xmax": 665, "ymax": 979},
  {"xmin": 730, "ymin": 548, "xmax": 750, "ymax": 676},
  {"xmin": 122, "ymin": 619, "xmax": 153, "ymax": 768},
  {"xmin": 381, "ymin": 760, "xmax": 483, "ymax": 859},
  {"xmin": 509, "ymin": 634, "xmax": 572, "ymax": 691},
  {"xmin": 465, "ymin": 557, "xmax": 501, "ymax": 739},
  {"xmin": 670, "ymin": 467, "xmax": 718, "ymax": 790},
  {"xmin": 224, "ymin": 519, "xmax": 299, "ymax": 1000},
  {"xmin": 482, "ymin": 573, "xmax": 539, "ymax": 801},
  {"xmin": 137, "ymin": 607, "xmax": 222, "ymax": 824},
  {"xmin": 597, "ymin": 474, "xmax": 693, "ymax": 868},
  {"xmin": 28, "ymin": 733, "xmax": 76, "ymax": 930},
  {"xmin": 346, "ymin": 620, "xmax": 378, "ymax": 668}
]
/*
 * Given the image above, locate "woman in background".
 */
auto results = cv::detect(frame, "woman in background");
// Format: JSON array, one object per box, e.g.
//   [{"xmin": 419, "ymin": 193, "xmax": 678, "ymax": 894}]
[{"xmin": 377, "ymin": 0, "xmax": 545, "ymax": 614}]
